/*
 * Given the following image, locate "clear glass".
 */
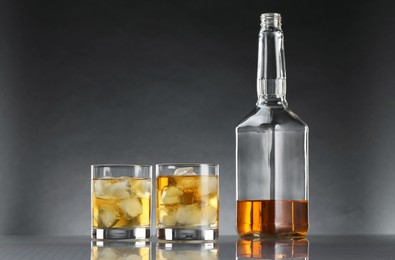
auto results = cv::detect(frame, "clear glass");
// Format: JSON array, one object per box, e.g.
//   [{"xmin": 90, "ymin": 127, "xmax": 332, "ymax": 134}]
[
  {"xmin": 237, "ymin": 238, "xmax": 309, "ymax": 259},
  {"xmin": 91, "ymin": 164, "xmax": 152, "ymax": 240},
  {"xmin": 236, "ymin": 13, "xmax": 309, "ymax": 239},
  {"xmin": 91, "ymin": 240, "xmax": 151, "ymax": 260},
  {"xmin": 156, "ymin": 163, "xmax": 219, "ymax": 241},
  {"xmin": 156, "ymin": 242, "xmax": 218, "ymax": 259}
]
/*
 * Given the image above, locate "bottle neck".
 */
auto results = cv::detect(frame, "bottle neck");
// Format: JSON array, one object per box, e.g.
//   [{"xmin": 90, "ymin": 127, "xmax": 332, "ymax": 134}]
[{"xmin": 256, "ymin": 14, "xmax": 287, "ymax": 106}]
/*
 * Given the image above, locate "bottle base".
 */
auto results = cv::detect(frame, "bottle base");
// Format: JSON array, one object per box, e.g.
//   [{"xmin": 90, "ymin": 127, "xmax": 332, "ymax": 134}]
[{"xmin": 239, "ymin": 231, "xmax": 307, "ymax": 240}]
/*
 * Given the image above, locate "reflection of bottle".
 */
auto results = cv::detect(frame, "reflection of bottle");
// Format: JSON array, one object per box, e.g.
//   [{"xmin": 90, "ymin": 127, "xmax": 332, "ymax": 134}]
[
  {"xmin": 237, "ymin": 238, "xmax": 309, "ymax": 259},
  {"xmin": 91, "ymin": 240, "xmax": 151, "ymax": 260},
  {"xmin": 236, "ymin": 13, "xmax": 309, "ymax": 238}
]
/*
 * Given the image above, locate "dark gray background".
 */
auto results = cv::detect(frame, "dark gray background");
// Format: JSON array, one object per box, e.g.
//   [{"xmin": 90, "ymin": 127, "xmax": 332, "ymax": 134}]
[{"xmin": 0, "ymin": 0, "xmax": 394, "ymax": 236}]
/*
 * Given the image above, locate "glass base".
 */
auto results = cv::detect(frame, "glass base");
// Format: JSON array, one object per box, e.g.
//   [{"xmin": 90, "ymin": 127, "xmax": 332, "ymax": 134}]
[
  {"xmin": 157, "ymin": 228, "xmax": 218, "ymax": 241},
  {"xmin": 92, "ymin": 228, "xmax": 150, "ymax": 240}
]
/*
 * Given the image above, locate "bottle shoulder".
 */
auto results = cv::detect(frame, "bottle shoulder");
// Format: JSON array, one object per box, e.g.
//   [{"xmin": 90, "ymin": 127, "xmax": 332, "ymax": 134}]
[{"xmin": 236, "ymin": 105, "xmax": 308, "ymax": 132}]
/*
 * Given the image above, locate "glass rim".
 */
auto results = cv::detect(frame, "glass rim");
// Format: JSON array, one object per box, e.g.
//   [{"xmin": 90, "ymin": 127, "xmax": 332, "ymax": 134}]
[
  {"xmin": 91, "ymin": 164, "xmax": 152, "ymax": 168},
  {"xmin": 155, "ymin": 162, "xmax": 219, "ymax": 167}
]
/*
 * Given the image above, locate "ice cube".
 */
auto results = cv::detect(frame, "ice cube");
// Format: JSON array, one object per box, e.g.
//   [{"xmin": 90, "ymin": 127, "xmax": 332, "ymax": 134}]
[
  {"xmin": 158, "ymin": 207, "xmax": 177, "ymax": 226},
  {"xmin": 199, "ymin": 178, "xmax": 217, "ymax": 196},
  {"xmin": 94, "ymin": 180, "xmax": 112, "ymax": 199},
  {"xmin": 119, "ymin": 197, "xmax": 143, "ymax": 219},
  {"xmin": 161, "ymin": 186, "xmax": 183, "ymax": 205},
  {"xmin": 208, "ymin": 195, "xmax": 218, "ymax": 208},
  {"xmin": 111, "ymin": 179, "xmax": 131, "ymax": 199},
  {"xmin": 162, "ymin": 215, "xmax": 177, "ymax": 227},
  {"xmin": 96, "ymin": 247, "xmax": 118, "ymax": 260},
  {"xmin": 201, "ymin": 205, "xmax": 217, "ymax": 225},
  {"xmin": 175, "ymin": 204, "xmax": 202, "ymax": 225},
  {"xmin": 177, "ymin": 177, "xmax": 197, "ymax": 189},
  {"xmin": 98, "ymin": 204, "xmax": 118, "ymax": 228},
  {"xmin": 103, "ymin": 167, "xmax": 112, "ymax": 177},
  {"xmin": 174, "ymin": 167, "xmax": 196, "ymax": 176},
  {"xmin": 132, "ymin": 179, "xmax": 151, "ymax": 198}
]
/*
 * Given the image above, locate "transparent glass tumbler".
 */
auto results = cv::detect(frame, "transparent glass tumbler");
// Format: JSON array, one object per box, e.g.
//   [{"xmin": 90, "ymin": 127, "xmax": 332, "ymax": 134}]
[
  {"xmin": 91, "ymin": 164, "xmax": 152, "ymax": 240},
  {"xmin": 156, "ymin": 163, "xmax": 219, "ymax": 241}
]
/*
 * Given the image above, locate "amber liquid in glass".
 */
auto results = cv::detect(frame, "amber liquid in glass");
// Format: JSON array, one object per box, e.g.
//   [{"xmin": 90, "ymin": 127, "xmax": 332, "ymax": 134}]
[
  {"xmin": 92, "ymin": 178, "xmax": 151, "ymax": 229},
  {"xmin": 156, "ymin": 175, "xmax": 218, "ymax": 229},
  {"xmin": 237, "ymin": 200, "xmax": 308, "ymax": 238}
]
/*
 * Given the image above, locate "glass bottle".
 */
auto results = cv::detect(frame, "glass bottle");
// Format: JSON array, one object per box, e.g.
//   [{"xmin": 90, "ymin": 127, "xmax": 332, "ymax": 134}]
[{"xmin": 236, "ymin": 13, "xmax": 309, "ymax": 238}]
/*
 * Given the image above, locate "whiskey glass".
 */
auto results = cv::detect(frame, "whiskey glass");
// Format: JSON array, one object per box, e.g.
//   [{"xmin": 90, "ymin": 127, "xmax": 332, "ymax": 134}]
[
  {"xmin": 91, "ymin": 164, "xmax": 152, "ymax": 240},
  {"xmin": 156, "ymin": 163, "xmax": 219, "ymax": 241}
]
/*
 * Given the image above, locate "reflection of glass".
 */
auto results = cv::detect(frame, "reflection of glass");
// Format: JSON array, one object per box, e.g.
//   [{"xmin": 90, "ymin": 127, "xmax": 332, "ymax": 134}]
[
  {"xmin": 156, "ymin": 163, "xmax": 219, "ymax": 241},
  {"xmin": 156, "ymin": 242, "xmax": 218, "ymax": 260},
  {"xmin": 91, "ymin": 240, "xmax": 151, "ymax": 260},
  {"xmin": 237, "ymin": 238, "xmax": 309, "ymax": 259},
  {"xmin": 91, "ymin": 165, "xmax": 152, "ymax": 240}
]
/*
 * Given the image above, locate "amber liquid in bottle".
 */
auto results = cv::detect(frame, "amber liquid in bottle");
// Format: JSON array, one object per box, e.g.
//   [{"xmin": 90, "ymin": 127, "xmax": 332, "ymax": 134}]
[{"xmin": 237, "ymin": 200, "xmax": 308, "ymax": 238}]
